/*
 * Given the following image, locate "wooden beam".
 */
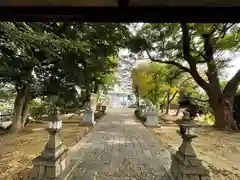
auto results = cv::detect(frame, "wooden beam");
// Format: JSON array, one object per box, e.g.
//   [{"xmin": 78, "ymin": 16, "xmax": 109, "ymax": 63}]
[
  {"xmin": 0, "ymin": 6, "xmax": 238, "ymax": 21},
  {"xmin": 0, "ymin": 0, "xmax": 118, "ymax": 6},
  {"xmin": 129, "ymin": 0, "xmax": 240, "ymax": 6},
  {"xmin": 0, "ymin": 0, "xmax": 239, "ymax": 6}
]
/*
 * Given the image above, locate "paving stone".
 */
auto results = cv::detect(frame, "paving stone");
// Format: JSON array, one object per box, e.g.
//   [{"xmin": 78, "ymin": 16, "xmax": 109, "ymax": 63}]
[
  {"xmin": 82, "ymin": 169, "xmax": 98, "ymax": 180},
  {"xmin": 66, "ymin": 108, "xmax": 171, "ymax": 180},
  {"xmin": 70, "ymin": 167, "xmax": 86, "ymax": 179},
  {"xmin": 143, "ymin": 150, "xmax": 152, "ymax": 158},
  {"xmin": 200, "ymin": 175, "xmax": 211, "ymax": 180}
]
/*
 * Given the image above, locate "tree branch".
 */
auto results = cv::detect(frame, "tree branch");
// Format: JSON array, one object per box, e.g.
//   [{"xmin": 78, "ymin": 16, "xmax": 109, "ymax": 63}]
[
  {"xmin": 169, "ymin": 91, "xmax": 178, "ymax": 103},
  {"xmin": 180, "ymin": 23, "xmax": 211, "ymax": 93},
  {"xmin": 203, "ymin": 34, "xmax": 222, "ymax": 95},
  {"xmin": 194, "ymin": 50, "xmax": 205, "ymax": 60},
  {"xmin": 169, "ymin": 70, "xmax": 185, "ymax": 81},
  {"xmin": 178, "ymin": 76, "xmax": 192, "ymax": 88},
  {"xmin": 219, "ymin": 23, "xmax": 235, "ymax": 39},
  {"xmin": 223, "ymin": 69, "xmax": 240, "ymax": 98},
  {"xmin": 181, "ymin": 23, "xmax": 191, "ymax": 61},
  {"xmin": 146, "ymin": 51, "xmax": 191, "ymax": 73},
  {"xmin": 194, "ymin": 24, "xmax": 234, "ymax": 63}
]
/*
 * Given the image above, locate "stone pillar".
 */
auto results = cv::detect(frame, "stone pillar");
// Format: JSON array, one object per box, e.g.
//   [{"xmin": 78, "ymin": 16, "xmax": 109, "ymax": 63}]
[
  {"xmin": 31, "ymin": 129, "xmax": 68, "ymax": 180},
  {"xmin": 101, "ymin": 105, "xmax": 107, "ymax": 112},
  {"xmin": 82, "ymin": 109, "xmax": 96, "ymax": 125},
  {"xmin": 96, "ymin": 103, "xmax": 102, "ymax": 111},
  {"xmin": 90, "ymin": 93, "xmax": 97, "ymax": 111},
  {"xmin": 171, "ymin": 111, "xmax": 210, "ymax": 180},
  {"xmin": 82, "ymin": 93, "xmax": 97, "ymax": 125},
  {"xmin": 145, "ymin": 112, "xmax": 160, "ymax": 127}
]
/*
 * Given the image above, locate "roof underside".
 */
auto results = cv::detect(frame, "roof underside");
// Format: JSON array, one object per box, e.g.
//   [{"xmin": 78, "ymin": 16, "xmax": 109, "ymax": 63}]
[
  {"xmin": 0, "ymin": 0, "xmax": 239, "ymax": 6},
  {"xmin": 0, "ymin": 1, "xmax": 239, "ymax": 21}
]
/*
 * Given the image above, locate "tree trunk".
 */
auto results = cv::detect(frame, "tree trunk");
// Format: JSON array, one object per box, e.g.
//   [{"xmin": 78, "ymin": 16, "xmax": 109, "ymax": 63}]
[
  {"xmin": 160, "ymin": 94, "xmax": 167, "ymax": 113},
  {"xmin": 136, "ymin": 88, "xmax": 140, "ymax": 108},
  {"xmin": 21, "ymin": 99, "xmax": 30, "ymax": 129},
  {"xmin": 10, "ymin": 89, "xmax": 25, "ymax": 132},
  {"xmin": 211, "ymin": 98, "xmax": 239, "ymax": 130},
  {"xmin": 93, "ymin": 81, "xmax": 98, "ymax": 94},
  {"xmin": 175, "ymin": 106, "xmax": 180, "ymax": 116},
  {"xmin": 10, "ymin": 85, "xmax": 32, "ymax": 132},
  {"xmin": 165, "ymin": 88, "xmax": 170, "ymax": 115}
]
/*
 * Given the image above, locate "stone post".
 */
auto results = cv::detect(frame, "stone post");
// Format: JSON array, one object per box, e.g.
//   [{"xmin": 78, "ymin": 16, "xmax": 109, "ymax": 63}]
[
  {"xmin": 90, "ymin": 93, "xmax": 98, "ymax": 111},
  {"xmin": 145, "ymin": 111, "xmax": 160, "ymax": 127},
  {"xmin": 96, "ymin": 103, "xmax": 102, "ymax": 111},
  {"xmin": 144, "ymin": 103, "xmax": 161, "ymax": 127},
  {"xmin": 82, "ymin": 93, "xmax": 97, "ymax": 125},
  {"xmin": 30, "ymin": 107, "xmax": 68, "ymax": 180},
  {"xmin": 171, "ymin": 111, "xmax": 210, "ymax": 180},
  {"xmin": 82, "ymin": 108, "xmax": 96, "ymax": 125}
]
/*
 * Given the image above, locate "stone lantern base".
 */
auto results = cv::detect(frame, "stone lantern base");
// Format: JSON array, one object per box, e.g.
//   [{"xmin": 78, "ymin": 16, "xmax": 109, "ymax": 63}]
[
  {"xmin": 171, "ymin": 134, "xmax": 210, "ymax": 180},
  {"xmin": 145, "ymin": 112, "xmax": 161, "ymax": 127},
  {"xmin": 30, "ymin": 129, "xmax": 68, "ymax": 180},
  {"xmin": 101, "ymin": 105, "xmax": 106, "ymax": 111},
  {"xmin": 82, "ymin": 109, "xmax": 96, "ymax": 125}
]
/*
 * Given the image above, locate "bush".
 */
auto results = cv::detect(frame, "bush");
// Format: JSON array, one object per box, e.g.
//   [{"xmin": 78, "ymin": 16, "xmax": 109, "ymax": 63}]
[
  {"xmin": 199, "ymin": 113, "xmax": 215, "ymax": 125},
  {"xmin": 29, "ymin": 99, "xmax": 48, "ymax": 119},
  {"xmin": 134, "ymin": 108, "xmax": 146, "ymax": 123},
  {"xmin": 134, "ymin": 109, "xmax": 140, "ymax": 116},
  {"xmin": 129, "ymin": 104, "xmax": 137, "ymax": 108}
]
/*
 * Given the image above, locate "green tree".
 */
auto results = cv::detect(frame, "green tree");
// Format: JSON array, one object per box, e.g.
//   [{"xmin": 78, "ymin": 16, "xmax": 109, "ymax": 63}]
[
  {"xmin": 0, "ymin": 22, "xmax": 130, "ymax": 132},
  {"xmin": 0, "ymin": 22, "xmax": 60, "ymax": 131},
  {"xmin": 131, "ymin": 62, "xmax": 180, "ymax": 111},
  {"xmin": 129, "ymin": 23, "xmax": 240, "ymax": 130}
]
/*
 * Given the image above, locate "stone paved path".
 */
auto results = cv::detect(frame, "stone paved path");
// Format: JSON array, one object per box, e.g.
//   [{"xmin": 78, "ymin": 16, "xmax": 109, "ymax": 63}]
[{"xmin": 67, "ymin": 108, "xmax": 172, "ymax": 180}]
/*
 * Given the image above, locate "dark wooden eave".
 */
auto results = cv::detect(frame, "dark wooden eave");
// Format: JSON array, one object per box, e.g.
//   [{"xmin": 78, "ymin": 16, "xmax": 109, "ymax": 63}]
[{"xmin": 0, "ymin": 0, "xmax": 239, "ymax": 22}]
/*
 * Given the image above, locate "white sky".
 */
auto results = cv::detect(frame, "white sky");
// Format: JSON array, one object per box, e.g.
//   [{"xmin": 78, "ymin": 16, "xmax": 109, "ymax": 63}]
[
  {"xmin": 119, "ymin": 49, "xmax": 239, "ymax": 80},
  {"xmin": 226, "ymin": 53, "xmax": 239, "ymax": 80}
]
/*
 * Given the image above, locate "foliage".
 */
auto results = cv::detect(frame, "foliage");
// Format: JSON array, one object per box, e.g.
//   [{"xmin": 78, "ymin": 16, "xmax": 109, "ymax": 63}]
[
  {"xmin": 101, "ymin": 73, "xmax": 119, "ymax": 92},
  {"xmin": 128, "ymin": 23, "xmax": 240, "ymax": 130},
  {"xmin": 134, "ymin": 108, "xmax": 146, "ymax": 123},
  {"xmin": 131, "ymin": 61, "xmax": 186, "ymax": 110},
  {"xmin": 0, "ymin": 22, "xmax": 130, "ymax": 131},
  {"xmin": 29, "ymin": 99, "xmax": 48, "ymax": 119},
  {"xmin": 200, "ymin": 113, "xmax": 215, "ymax": 125},
  {"xmin": 0, "ymin": 86, "xmax": 15, "ymax": 104}
]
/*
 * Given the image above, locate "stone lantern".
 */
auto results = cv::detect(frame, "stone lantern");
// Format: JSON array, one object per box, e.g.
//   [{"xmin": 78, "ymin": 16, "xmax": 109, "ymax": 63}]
[
  {"xmin": 31, "ymin": 95, "xmax": 68, "ymax": 180},
  {"xmin": 171, "ymin": 110, "xmax": 210, "ymax": 180}
]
